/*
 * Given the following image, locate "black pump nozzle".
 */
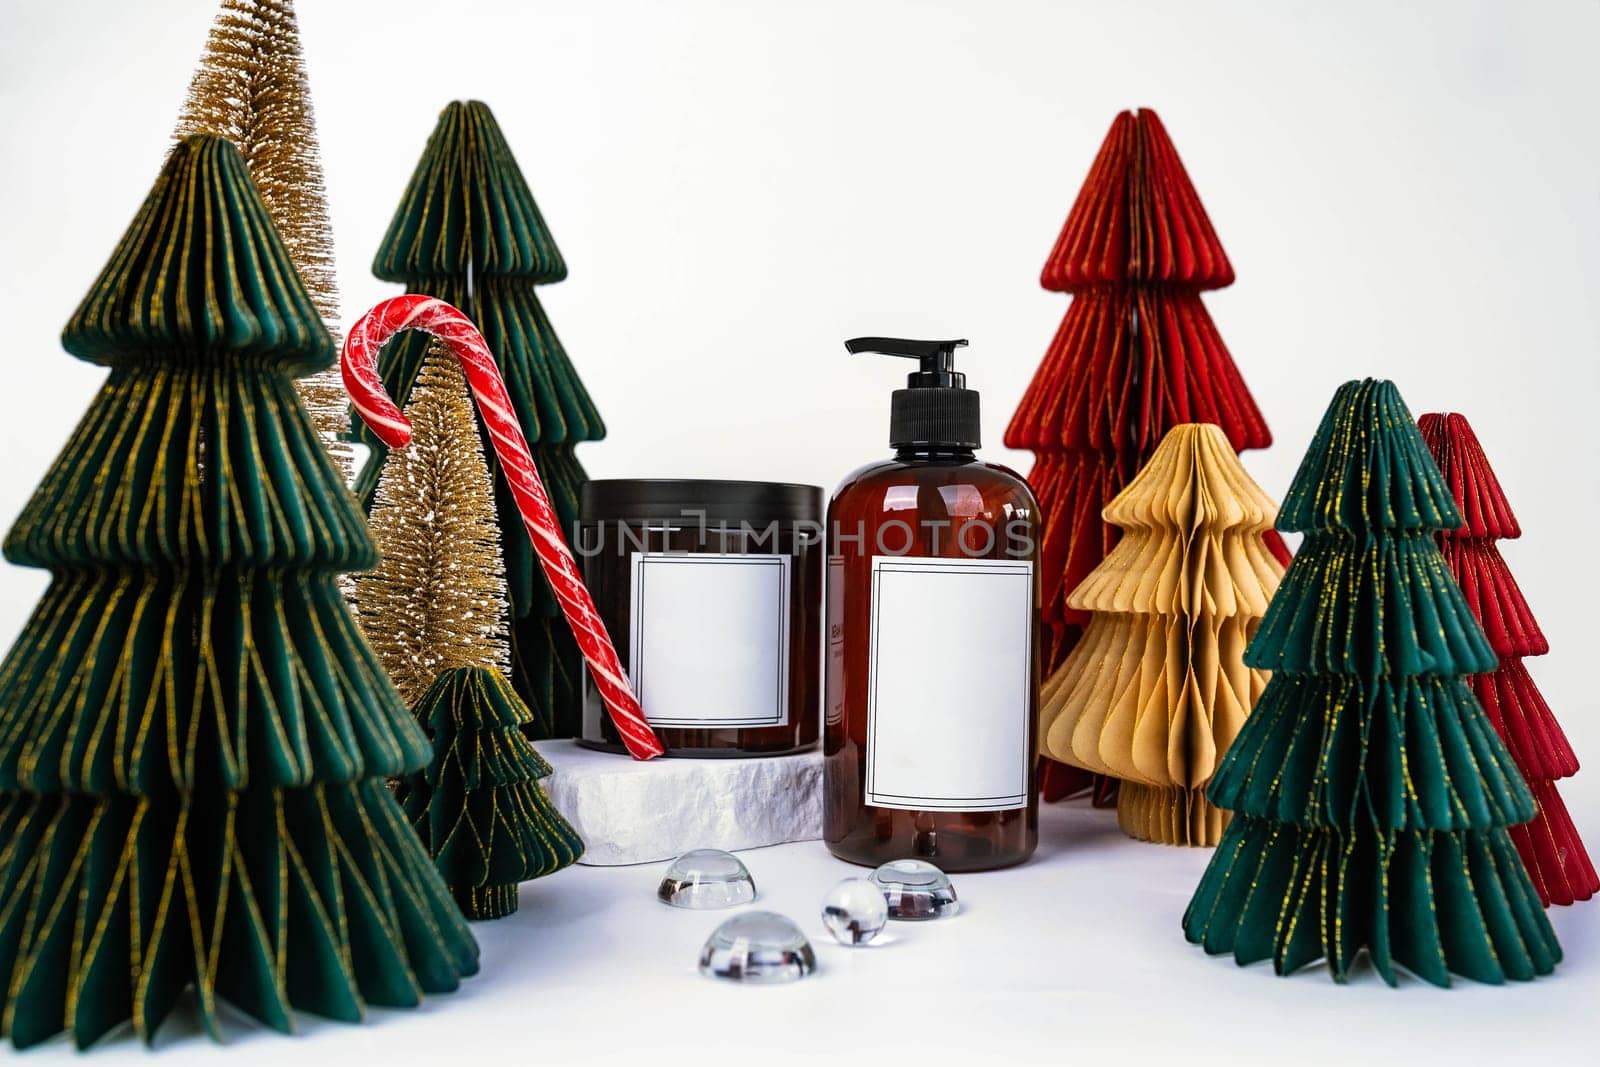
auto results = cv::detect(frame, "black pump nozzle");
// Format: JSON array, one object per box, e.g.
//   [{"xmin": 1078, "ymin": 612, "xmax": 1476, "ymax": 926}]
[
  {"xmin": 844, "ymin": 336, "xmax": 980, "ymax": 451},
  {"xmin": 844, "ymin": 337, "xmax": 970, "ymax": 389}
]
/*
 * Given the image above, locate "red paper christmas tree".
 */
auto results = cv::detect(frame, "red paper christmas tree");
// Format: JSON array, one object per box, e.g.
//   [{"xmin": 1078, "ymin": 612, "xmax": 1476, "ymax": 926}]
[
  {"xmin": 1419, "ymin": 412, "xmax": 1597, "ymax": 906},
  {"xmin": 1005, "ymin": 108, "xmax": 1284, "ymax": 801}
]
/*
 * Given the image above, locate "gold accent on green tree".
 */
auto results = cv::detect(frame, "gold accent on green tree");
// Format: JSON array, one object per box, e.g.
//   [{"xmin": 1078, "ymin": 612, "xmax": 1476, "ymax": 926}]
[
  {"xmin": 0, "ymin": 135, "xmax": 477, "ymax": 1050},
  {"xmin": 1184, "ymin": 379, "xmax": 1560, "ymax": 986},
  {"xmin": 365, "ymin": 100, "xmax": 604, "ymax": 737}
]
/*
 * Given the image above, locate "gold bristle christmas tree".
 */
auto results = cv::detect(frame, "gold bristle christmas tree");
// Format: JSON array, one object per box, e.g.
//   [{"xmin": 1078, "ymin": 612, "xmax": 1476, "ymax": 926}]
[
  {"xmin": 358, "ymin": 345, "xmax": 510, "ymax": 699},
  {"xmin": 357, "ymin": 345, "xmax": 583, "ymax": 919},
  {"xmin": 1040, "ymin": 423, "xmax": 1286, "ymax": 845},
  {"xmin": 174, "ymin": 0, "xmax": 354, "ymax": 480}
]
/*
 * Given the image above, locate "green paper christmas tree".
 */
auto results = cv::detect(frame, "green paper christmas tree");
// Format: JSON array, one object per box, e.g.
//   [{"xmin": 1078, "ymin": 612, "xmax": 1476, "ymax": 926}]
[
  {"xmin": 1183, "ymin": 379, "xmax": 1561, "ymax": 986},
  {"xmin": 358, "ymin": 100, "xmax": 603, "ymax": 739},
  {"xmin": 402, "ymin": 669, "xmax": 585, "ymax": 919},
  {"xmin": 0, "ymin": 136, "xmax": 478, "ymax": 1049}
]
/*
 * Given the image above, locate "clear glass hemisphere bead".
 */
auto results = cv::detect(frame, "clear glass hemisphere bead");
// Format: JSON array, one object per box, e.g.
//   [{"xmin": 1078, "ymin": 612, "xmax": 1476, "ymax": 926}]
[
  {"xmin": 870, "ymin": 858, "xmax": 959, "ymax": 920},
  {"xmin": 698, "ymin": 911, "xmax": 816, "ymax": 983},
  {"xmin": 658, "ymin": 848, "xmax": 757, "ymax": 909}
]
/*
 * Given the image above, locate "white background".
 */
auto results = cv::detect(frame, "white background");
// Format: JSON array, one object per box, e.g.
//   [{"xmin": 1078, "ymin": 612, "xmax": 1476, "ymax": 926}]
[{"xmin": 0, "ymin": 0, "xmax": 1597, "ymax": 1061}]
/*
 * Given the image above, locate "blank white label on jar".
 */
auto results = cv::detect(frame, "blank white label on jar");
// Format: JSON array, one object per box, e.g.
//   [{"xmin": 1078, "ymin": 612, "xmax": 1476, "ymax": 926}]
[
  {"xmin": 630, "ymin": 552, "xmax": 791, "ymax": 728},
  {"xmin": 865, "ymin": 555, "xmax": 1033, "ymax": 812}
]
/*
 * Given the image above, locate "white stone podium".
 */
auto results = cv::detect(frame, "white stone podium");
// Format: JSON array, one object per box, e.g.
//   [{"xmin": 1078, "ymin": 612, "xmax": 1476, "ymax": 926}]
[{"xmin": 540, "ymin": 741, "xmax": 824, "ymax": 866}]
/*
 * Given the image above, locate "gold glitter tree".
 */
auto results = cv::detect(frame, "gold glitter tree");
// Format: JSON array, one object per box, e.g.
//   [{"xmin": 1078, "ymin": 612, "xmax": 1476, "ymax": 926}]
[
  {"xmin": 173, "ymin": 0, "xmax": 354, "ymax": 480},
  {"xmin": 357, "ymin": 345, "xmax": 584, "ymax": 919},
  {"xmin": 358, "ymin": 345, "xmax": 510, "ymax": 700}
]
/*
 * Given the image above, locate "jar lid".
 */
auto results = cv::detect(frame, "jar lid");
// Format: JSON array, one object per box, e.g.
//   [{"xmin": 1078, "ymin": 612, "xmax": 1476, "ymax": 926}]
[{"xmin": 580, "ymin": 479, "xmax": 823, "ymax": 525}]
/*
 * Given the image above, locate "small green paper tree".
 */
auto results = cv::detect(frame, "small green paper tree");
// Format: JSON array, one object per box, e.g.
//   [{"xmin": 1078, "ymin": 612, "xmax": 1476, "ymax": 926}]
[
  {"xmin": 1183, "ymin": 379, "xmax": 1561, "ymax": 986},
  {"xmin": 0, "ymin": 136, "xmax": 477, "ymax": 1049},
  {"xmin": 402, "ymin": 669, "xmax": 585, "ymax": 919},
  {"xmin": 359, "ymin": 99, "xmax": 604, "ymax": 738}
]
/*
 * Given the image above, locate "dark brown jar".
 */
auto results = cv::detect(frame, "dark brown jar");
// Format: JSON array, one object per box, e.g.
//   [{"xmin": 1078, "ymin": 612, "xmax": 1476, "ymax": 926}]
[{"xmin": 577, "ymin": 479, "xmax": 823, "ymax": 757}]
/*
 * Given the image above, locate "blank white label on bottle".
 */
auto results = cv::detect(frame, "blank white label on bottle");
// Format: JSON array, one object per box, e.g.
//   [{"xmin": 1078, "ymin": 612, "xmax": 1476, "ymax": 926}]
[
  {"xmin": 865, "ymin": 555, "xmax": 1033, "ymax": 812},
  {"xmin": 630, "ymin": 552, "xmax": 791, "ymax": 728}
]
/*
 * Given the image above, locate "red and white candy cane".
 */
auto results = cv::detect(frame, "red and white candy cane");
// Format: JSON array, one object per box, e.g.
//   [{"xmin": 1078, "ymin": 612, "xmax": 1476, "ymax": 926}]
[{"xmin": 343, "ymin": 294, "xmax": 664, "ymax": 760}]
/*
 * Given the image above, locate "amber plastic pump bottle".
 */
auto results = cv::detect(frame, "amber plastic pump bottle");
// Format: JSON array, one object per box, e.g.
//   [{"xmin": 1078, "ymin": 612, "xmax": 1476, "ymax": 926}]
[{"xmin": 824, "ymin": 337, "xmax": 1040, "ymax": 872}]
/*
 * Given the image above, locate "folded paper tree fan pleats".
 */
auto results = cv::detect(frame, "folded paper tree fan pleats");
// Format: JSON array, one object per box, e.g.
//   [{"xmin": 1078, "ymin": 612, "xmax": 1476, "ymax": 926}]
[
  {"xmin": 1040, "ymin": 423, "xmax": 1285, "ymax": 845},
  {"xmin": 0, "ymin": 136, "xmax": 478, "ymax": 1050},
  {"xmin": 1004, "ymin": 109, "xmax": 1282, "ymax": 804},
  {"xmin": 401, "ymin": 666, "xmax": 585, "ymax": 919},
  {"xmin": 1419, "ymin": 412, "xmax": 1596, "ymax": 907},
  {"xmin": 361, "ymin": 100, "xmax": 603, "ymax": 738},
  {"xmin": 1184, "ymin": 380, "xmax": 1561, "ymax": 986}
]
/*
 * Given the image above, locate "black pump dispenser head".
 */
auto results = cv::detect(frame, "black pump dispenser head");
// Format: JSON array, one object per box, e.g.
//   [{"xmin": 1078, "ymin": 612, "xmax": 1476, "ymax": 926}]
[{"xmin": 845, "ymin": 336, "xmax": 980, "ymax": 450}]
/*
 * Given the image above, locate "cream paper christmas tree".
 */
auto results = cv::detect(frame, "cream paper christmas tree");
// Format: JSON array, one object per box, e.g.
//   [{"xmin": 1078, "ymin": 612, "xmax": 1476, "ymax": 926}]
[{"xmin": 1040, "ymin": 423, "xmax": 1285, "ymax": 845}]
